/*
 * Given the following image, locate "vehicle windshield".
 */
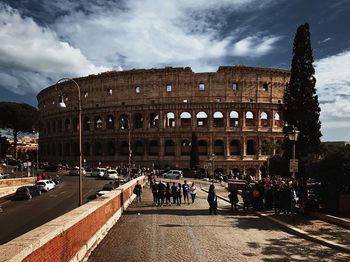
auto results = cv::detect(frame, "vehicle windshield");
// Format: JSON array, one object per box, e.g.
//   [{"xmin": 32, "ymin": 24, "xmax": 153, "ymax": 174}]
[
  {"xmin": 37, "ymin": 182, "xmax": 45, "ymax": 186},
  {"xmin": 17, "ymin": 187, "xmax": 28, "ymax": 192}
]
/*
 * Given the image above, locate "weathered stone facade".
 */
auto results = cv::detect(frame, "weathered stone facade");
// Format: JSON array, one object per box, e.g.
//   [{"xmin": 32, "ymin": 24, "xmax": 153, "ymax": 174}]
[{"xmin": 37, "ymin": 65, "xmax": 290, "ymax": 178}]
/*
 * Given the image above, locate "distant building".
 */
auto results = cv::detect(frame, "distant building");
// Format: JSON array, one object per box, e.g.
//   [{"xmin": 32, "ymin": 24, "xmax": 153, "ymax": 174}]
[
  {"xmin": 323, "ymin": 141, "xmax": 350, "ymax": 147},
  {"xmin": 37, "ymin": 65, "xmax": 290, "ymax": 179}
]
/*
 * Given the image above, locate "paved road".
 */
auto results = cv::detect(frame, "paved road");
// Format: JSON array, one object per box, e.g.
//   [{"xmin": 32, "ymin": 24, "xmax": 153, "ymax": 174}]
[
  {"xmin": 0, "ymin": 175, "xmax": 108, "ymax": 244},
  {"xmin": 88, "ymin": 185, "xmax": 350, "ymax": 262}
]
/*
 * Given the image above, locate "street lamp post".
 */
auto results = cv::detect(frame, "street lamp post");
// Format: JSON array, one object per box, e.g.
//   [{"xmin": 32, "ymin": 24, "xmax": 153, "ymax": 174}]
[
  {"xmin": 286, "ymin": 125, "xmax": 300, "ymax": 179},
  {"xmin": 55, "ymin": 78, "xmax": 83, "ymax": 206},
  {"xmin": 121, "ymin": 117, "xmax": 132, "ymax": 178},
  {"xmin": 211, "ymin": 153, "xmax": 215, "ymax": 181}
]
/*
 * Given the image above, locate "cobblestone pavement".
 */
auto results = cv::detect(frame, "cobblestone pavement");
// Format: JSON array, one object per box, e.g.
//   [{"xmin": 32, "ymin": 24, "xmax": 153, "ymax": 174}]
[{"xmin": 88, "ymin": 185, "xmax": 350, "ymax": 262}]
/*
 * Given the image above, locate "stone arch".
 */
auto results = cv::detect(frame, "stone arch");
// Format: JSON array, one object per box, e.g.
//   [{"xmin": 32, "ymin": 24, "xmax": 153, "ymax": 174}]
[
  {"xmin": 181, "ymin": 139, "xmax": 191, "ymax": 156},
  {"xmin": 83, "ymin": 142, "xmax": 90, "ymax": 156},
  {"xmin": 149, "ymin": 140, "xmax": 159, "ymax": 156},
  {"xmin": 274, "ymin": 112, "xmax": 281, "ymax": 126},
  {"xmin": 229, "ymin": 111, "xmax": 239, "ymax": 127},
  {"xmin": 134, "ymin": 140, "xmax": 144, "ymax": 156},
  {"xmin": 245, "ymin": 111, "xmax": 255, "ymax": 126},
  {"xmin": 213, "ymin": 111, "xmax": 224, "ymax": 127},
  {"xmin": 106, "ymin": 141, "xmax": 115, "ymax": 156},
  {"xmin": 246, "ymin": 168, "xmax": 256, "ymax": 178},
  {"xmin": 230, "ymin": 168, "xmax": 241, "ymax": 179},
  {"xmin": 260, "ymin": 112, "xmax": 269, "ymax": 127},
  {"xmin": 246, "ymin": 139, "xmax": 256, "ymax": 155},
  {"xmin": 119, "ymin": 141, "xmax": 129, "ymax": 155},
  {"xmin": 229, "ymin": 140, "xmax": 241, "ymax": 155},
  {"xmin": 196, "ymin": 111, "xmax": 208, "ymax": 127},
  {"xmin": 133, "ymin": 113, "xmax": 143, "ymax": 129},
  {"xmin": 164, "ymin": 139, "xmax": 175, "ymax": 156},
  {"xmin": 119, "ymin": 114, "xmax": 129, "ymax": 129},
  {"xmin": 165, "ymin": 112, "xmax": 176, "ymax": 128},
  {"xmin": 73, "ymin": 117, "xmax": 79, "ymax": 132},
  {"xmin": 213, "ymin": 139, "xmax": 224, "ymax": 155},
  {"xmin": 93, "ymin": 142, "xmax": 103, "ymax": 156},
  {"xmin": 261, "ymin": 139, "xmax": 272, "ymax": 155},
  {"xmin": 180, "ymin": 112, "xmax": 191, "ymax": 127},
  {"xmin": 83, "ymin": 117, "xmax": 90, "ymax": 131},
  {"xmin": 149, "ymin": 112, "xmax": 159, "ymax": 128},
  {"xmin": 94, "ymin": 116, "xmax": 103, "ymax": 130},
  {"xmin": 198, "ymin": 140, "xmax": 208, "ymax": 155},
  {"xmin": 106, "ymin": 114, "xmax": 115, "ymax": 130}
]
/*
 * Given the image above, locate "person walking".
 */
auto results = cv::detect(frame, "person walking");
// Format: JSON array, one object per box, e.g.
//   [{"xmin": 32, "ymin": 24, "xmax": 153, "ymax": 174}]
[
  {"xmin": 207, "ymin": 184, "xmax": 218, "ymax": 215},
  {"xmin": 165, "ymin": 182, "xmax": 172, "ymax": 206},
  {"xmin": 171, "ymin": 182, "xmax": 177, "ymax": 204},
  {"xmin": 190, "ymin": 182, "xmax": 197, "ymax": 203},
  {"xmin": 182, "ymin": 180, "xmax": 190, "ymax": 204},
  {"xmin": 134, "ymin": 180, "xmax": 142, "ymax": 204},
  {"xmin": 176, "ymin": 182, "xmax": 182, "ymax": 206},
  {"xmin": 228, "ymin": 185, "xmax": 239, "ymax": 211}
]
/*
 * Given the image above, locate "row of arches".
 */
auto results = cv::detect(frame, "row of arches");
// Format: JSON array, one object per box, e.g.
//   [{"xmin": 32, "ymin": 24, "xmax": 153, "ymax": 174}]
[
  {"xmin": 41, "ymin": 138, "xmax": 281, "ymax": 157},
  {"xmin": 43, "ymin": 110, "xmax": 282, "ymax": 134}
]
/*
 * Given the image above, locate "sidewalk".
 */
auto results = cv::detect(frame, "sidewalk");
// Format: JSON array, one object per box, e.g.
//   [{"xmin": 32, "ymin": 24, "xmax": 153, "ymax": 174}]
[
  {"xmin": 87, "ymin": 185, "xmax": 349, "ymax": 262},
  {"xmin": 202, "ymin": 185, "xmax": 350, "ymax": 254}
]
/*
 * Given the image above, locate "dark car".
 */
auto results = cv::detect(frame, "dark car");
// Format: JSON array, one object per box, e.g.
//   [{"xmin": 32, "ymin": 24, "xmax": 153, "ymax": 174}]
[
  {"xmin": 96, "ymin": 182, "xmax": 119, "ymax": 197},
  {"xmin": 14, "ymin": 186, "xmax": 42, "ymax": 200}
]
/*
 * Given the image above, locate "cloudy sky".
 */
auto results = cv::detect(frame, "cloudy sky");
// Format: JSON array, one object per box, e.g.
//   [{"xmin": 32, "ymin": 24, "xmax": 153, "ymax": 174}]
[{"xmin": 1, "ymin": 0, "xmax": 350, "ymax": 141}]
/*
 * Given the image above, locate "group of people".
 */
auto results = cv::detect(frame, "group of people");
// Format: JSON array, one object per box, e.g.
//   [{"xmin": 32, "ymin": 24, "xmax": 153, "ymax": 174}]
[
  {"xmin": 229, "ymin": 179, "xmax": 298, "ymax": 214},
  {"xmin": 150, "ymin": 179, "xmax": 197, "ymax": 206}
]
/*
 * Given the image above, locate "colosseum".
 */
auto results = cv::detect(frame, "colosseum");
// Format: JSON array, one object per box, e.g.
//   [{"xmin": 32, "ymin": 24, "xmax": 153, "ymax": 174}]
[{"xmin": 37, "ymin": 65, "xmax": 290, "ymax": 179}]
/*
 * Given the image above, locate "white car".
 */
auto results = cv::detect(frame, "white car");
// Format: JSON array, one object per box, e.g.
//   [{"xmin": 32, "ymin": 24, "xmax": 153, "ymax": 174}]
[
  {"xmin": 92, "ymin": 168, "xmax": 106, "ymax": 178},
  {"xmin": 161, "ymin": 170, "xmax": 183, "ymax": 179},
  {"xmin": 104, "ymin": 169, "xmax": 119, "ymax": 180},
  {"xmin": 36, "ymin": 179, "xmax": 55, "ymax": 192},
  {"xmin": 69, "ymin": 167, "xmax": 86, "ymax": 176}
]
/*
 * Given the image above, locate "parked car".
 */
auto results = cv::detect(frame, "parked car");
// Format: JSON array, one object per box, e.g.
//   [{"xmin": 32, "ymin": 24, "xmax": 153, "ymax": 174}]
[
  {"xmin": 52, "ymin": 175, "xmax": 62, "ymax": 184},
  {"xmin": 14, "ymin": 186, "xmax": 42, "ymax": 200},
  {"xmin": 161, "ymin": 170, "xmax": 183, "ymax": 179},
  {"xmin": 36, "ymin": 179, "xmax": 55, "ymax": 192},
  {"xmin": 69, "ymin": 167, "xmax": 86, "ymax": 176},
  {"xmin": 92, "ymin": 168, "xmax": 107, "ymax": 178},
  {"xmin": 104, "ymin": 169, "xmax": 119, "ymax": 180},
  {"xmin": 96, "ymin": 183, "xmax": 118, "ymax": 197}
]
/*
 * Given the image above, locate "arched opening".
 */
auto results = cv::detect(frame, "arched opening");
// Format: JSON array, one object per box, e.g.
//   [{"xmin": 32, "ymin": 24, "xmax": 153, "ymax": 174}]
[
  {"xmin": 181, "ymin": 139, "xmax": 191, "ymax": 156},
  {"xmin": 83, "ymin": 142, "xmax": 90, "ymax": 156},
  {"xmin": 93, "ymin": 142, "xmax": 103, "ymax": 156},
  {"xmin": 275, "ymin": 140, "xmax": 283, "ymax": 155},
  {"xmin": 149, "ymin": 112, "xmax": 159, "ymax": 128},
  {"xmin": 245, "ymin": 111, "xmax": 255, "ymax": 126},
  {"xmin": 274, "ymin": 112, "xmax": 281, "ymax": 126},
  {"xmin": 213, "ymin": 111, "xmax": 224, "ymax": 127},
  {"xmin": 196, "ymin": 111, "xmax": 208, "ymax": 127},
  {"xmin": 83, "ymin": 117, "xmax": 90, "ymax": 131},
  {"xmin": 166, "ymin": 112, "xmax": 176, "ymax": 128},
  {"xmin": 65, "ymin": 119, "xmax": 70, "ymax": 132},
  {"xmin": 260, "ymin": 112, "xmax": 269, "ymax": 127},
  {"xmin": 149, "ymin": 140, "xmax": 159, "ymax": 156},
  {"xmin": 261, "ymin": 140, "xmax": 272, "ymax": 155},
  {"xmin": 246, "ymin": 168, "xmax": 256, "ymax": 178},
  {"xmin": 230, "ymin": 168, "xmax": 241, "ymax": 179},
  {"xmin": 106, "ymin": 115, "xmax": 115, "ymax": 129},
  {"xmin": 198, "ymin": 140, "xmax": 208, "ymax": 155},
  {"xmin": 230, "ymin": 140, "xmax": 241, "ymax": 155},
  {"xmin": 164, "ymin": 140, "xmax": 175, "ymax": 156},
  {"xmin": 229, "ymin": 111, "xmax": 239, "ymax": 127},
  {"xmin": 180, "ymin": 112, "xmax": 191, "ymax": 128},
  {"xmin": 133, "ymin": 113, "xmax": 143, "ymax": 129},
  {"xmin": 107, "ymin": 141, "xmax": 115, "ymax": 156},
  {"xmin": 94, "ymin": 116, "xmax": 103, "ymax": 130},
  {"xmin": 246, "ymin": 139, "xmax": 256, "ymax": 155},
  {"xmin": 213, "ymin": 139, "xmax": 224, "ymax": 155},
  {"xmin": 73, "ymin": 117, "xmax": 79, "ymax": 132},
  {"xmin": 57, "ymin": 119, "xmax": 62, "ymax": 133},
  {"xmin": 119, "ymin": 114, "xmax": 129, "ymax": 129},
  {"xmin": 134, "ymin": 140, "xmax": 144, "ymax": 156},
  {"xmin": 120, "ymin": 141, "xmax": 129, "ymax": 155}
]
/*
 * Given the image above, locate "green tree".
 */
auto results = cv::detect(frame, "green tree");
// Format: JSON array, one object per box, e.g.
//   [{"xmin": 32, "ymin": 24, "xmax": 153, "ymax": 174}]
[
  {"xmin": 190, "ymin": 132, "xmax": 199, "ymax": 170},
  {"xmin": 0, "ymin": 135, "xmax": 9, "ymax": 159},
  {"xmin": 284, "ymin": 23, "xmax": 322, "ymax": 157},
  {"xmin": 0, "ymin": 102, "xmax": 38, "ymax": 158}
]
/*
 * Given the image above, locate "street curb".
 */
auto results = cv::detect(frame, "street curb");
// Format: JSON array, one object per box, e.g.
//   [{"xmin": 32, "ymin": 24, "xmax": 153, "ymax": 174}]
[
  {"xmin": 310, "ymin": 212, "xmax": 350, "ymax": 230},
  {"xmin": 201, "ymin": 188, "xmax": 350, "ymax": 254}
]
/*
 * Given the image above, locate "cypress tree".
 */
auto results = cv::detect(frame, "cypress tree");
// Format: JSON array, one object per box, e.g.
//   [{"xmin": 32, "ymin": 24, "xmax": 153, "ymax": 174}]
[
  {"xmin": 190, "ymin": 132, "xmax": 199, "ymax": 170},
  {"xmin": 284, "ymin": 23, "xmax": 322, "ymax": 157}
]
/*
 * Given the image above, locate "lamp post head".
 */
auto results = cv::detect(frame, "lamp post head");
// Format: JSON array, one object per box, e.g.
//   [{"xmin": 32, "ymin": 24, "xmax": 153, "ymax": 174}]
[
  {"xmin": 57, "ymin": 95, "xmax": 67, "ymax": 109},
  {"xmin": 285, "ymin": 125, "xmax": 300, "ymax": 142}
]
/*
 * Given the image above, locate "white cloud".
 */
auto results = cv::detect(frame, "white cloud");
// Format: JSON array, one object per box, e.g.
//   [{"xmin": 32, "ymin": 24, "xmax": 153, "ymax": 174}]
[
  {"xmin": 318, "ymin": 37, "xmax": 332, "ymax": 44},
  {"xmin": 231, "ymin": 36, "xmax": 281, "ymax": 57},
  {"xmin": 315, "ymin": 49, "xmax": 350, "ymax": 133}
]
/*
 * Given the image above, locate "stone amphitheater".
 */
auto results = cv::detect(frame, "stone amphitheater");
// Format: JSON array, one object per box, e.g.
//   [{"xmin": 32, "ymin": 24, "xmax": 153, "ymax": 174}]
[{"xmin": 37, "ymin": 65, "xmax": 290, "ymax": 178}]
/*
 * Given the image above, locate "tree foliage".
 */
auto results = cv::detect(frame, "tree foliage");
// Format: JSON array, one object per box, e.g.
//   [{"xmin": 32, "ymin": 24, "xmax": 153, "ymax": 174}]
[
  {"xmin": 284, "ymin": 23, "xmax": 322, "ymax": 158},
  {"xmin": 190, "ymin": 132, "xmax": 199, "ymax": 170},
  {"xmin": 0, "ymin": 102, "xmax": 38, "ymax": 158},
  {"xmin": 0, "ymin": 135, "xmax": 9, "ymax": 159}
]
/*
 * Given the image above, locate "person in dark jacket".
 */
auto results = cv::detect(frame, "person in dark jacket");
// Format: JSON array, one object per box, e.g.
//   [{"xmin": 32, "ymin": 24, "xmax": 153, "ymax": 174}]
[
  {"xmin": 134, "ymin": 180, "xmax": 142, "ymax": 203},
  {"xmin": 228, "ymin": 185, "xmax": 239, "ymax": 211},
  {"xmin": 207, "ymin": 184, "xmax": 218, "ymax": 215}
]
